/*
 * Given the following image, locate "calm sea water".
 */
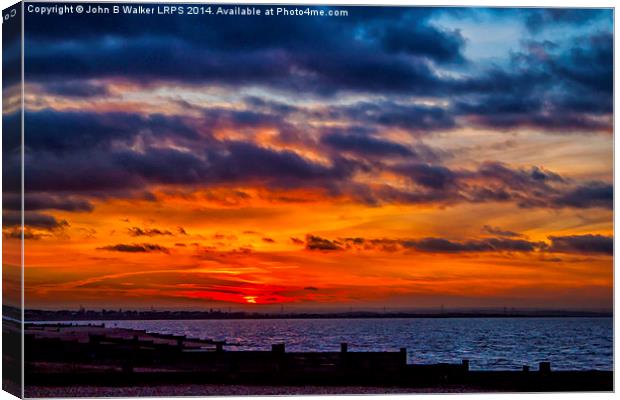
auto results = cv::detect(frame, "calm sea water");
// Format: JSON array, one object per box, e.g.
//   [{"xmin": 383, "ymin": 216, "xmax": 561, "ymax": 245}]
[{"xmin": 80, "ymin": 317, "xmax": 611, "ymax": 371}]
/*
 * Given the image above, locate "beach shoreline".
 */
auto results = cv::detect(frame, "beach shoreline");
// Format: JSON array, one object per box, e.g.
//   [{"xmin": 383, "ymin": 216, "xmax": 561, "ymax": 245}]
[{"xmin": 25, "ymin": 384, "xmax": 492, "ymax": 398}]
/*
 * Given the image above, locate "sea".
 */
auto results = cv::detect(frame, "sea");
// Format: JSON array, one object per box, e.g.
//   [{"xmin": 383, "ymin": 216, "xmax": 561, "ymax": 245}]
[{"xmin": 68, "ymin": 317, "xmax": 612, "ymax": 371}]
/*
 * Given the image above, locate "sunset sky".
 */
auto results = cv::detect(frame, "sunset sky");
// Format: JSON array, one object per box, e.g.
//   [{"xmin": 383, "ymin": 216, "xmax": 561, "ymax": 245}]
[{"xmin": 2, "ymin": 5, "xmax": 613, "ymax": 310}]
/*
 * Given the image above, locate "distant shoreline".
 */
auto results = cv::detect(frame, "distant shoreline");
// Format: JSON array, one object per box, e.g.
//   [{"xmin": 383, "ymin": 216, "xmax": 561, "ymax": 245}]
[{"xmin": 20, "ymin": 310, "xmax": 613, "ymax": 322}]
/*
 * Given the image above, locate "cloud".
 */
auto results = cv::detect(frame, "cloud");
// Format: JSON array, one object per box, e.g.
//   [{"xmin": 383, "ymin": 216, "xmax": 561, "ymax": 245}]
[
  {"xmin": 3, "ymin": 210, "xmax": 69, "ymax": 231},
  {"xmin": 547, "ymin": 234, "xmax": 613, "ymax": 255},
  {"xmin": 17, "ymin": 117, "xmax": 612, "ymax": 211},
  {"xmin": 379, "ymin": 161, "xmax": 612, "ymax": 210},
  {"xmin": 321, "ymin": 133, "xmax": 414, "ymax": 157},
  {"xmin": 97, "ymin": 243, "xmax": 170, "ymax": 254},
  {"xmin": 393, "ymin": 163, "xmax": 457, "ymax": 190},
  {"xmin": 43, "ymin": 81, "xmax": 110, "ymax": 98},
  {"xmin": 335, "ymin": 101, "xmax": 456, "ymax": 133},
  {"xmin": 554, "ymin": 182, "xmax": 612, "ymax": 210},
  {"xmin": 305, "ymin": 235, "xmax": 343, "ymax": 251},
  {"xmin": 290, "ymin": 237, "xmax": 304, "ymax": 245},
  {"xmin": 24, "ymin": 110, "xmax": 199, "ymax": 154},
  {"xmin": 2, "ymin": 210, "xmax": 69, "ymax": 241},
  {"xmin": 2, "ymin": 227, "xmax": 50, "ymax": 241},
  {"xmin": 375, "ymin": 21, "xmax": 466, "ymax": 63},
  {"xmin": 22, "ymin": 11, "xmax": 611, "ymax": 136},
  {"xmin": 24, "ymin": 9, "xmax": 457, "ymax": 96},
  {"xmin": 337, "ymin": 233, "xmax": 613, "ymax": 256},
  {"xmin": 17, "ymin": 5, "xmax": 611, "ymax": 146},
  {"xmin": 127, "ymin": 227, "xmax": 173, "ymax": 237},
  {"xmin": 21, "ymin": 139, "xmax": 359, "ymax": 196},
  {"xmin": 3, "ymin": 193, "xmax": 93, "ymax": 212},
  {"xmin": 522, "ymin": 9, "xmax": 611, "ymax": 33},
  {"xmin": 452, "ymin": 32, "xmax": 612, "ymax": 134},
  {"xmin": 482, "ymin": 225, "xmax": 525, "ymax": 238},
  {"xmin": 403, "ymin": 237, "xmax": 542, "ymax": 253}
]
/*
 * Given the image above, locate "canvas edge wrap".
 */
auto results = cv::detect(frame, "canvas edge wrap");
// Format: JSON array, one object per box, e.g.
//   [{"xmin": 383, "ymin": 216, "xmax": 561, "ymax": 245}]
[{"xmin": 2, "ymin": 1, "xmax": 24, "ymax": 398}]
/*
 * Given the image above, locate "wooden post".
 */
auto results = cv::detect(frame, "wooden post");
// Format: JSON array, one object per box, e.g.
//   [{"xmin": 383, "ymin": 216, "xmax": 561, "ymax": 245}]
[
  {"xmin": 539, "ymin": 362, "xmax": 551, "ymax": 373},
  {"xmin": 271, "ymin": 343, "xmax": 285, "ymax": 373},
  {"xmin": 272, "ymin": 343, "xmax": 285, "ymax": 353},
  {"xmin": 215, "ymin": 342, "xmax": 224, "ymax": 352},
  {"xmin": 122, "ymin": 361, "xmax": 133, "ymax": 374},
  {"xmin": 88, "ymin": 334, "xmax": 102, "ymax": 345},
  {"xmin": 341, "ymin": 343, "xmax": 348, "ymax": 353},
  {"xmin": 523, "ymin": 365, "xmax": 530, "ymax": 372},
  {"xmin": 461, "ymin": 359, "xmax": 469, "ymax": 372},
  {"xmin": 400, "ymin": 348, "xmax": 407, "ymax": 365}
]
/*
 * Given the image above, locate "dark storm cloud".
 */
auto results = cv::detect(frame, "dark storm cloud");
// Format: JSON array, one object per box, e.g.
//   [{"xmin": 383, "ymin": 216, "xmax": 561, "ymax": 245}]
[
  {"xmin": 475, "ymin": 162, "xmax": 564, "ymax": 189},
  {"xmin": 25, "ymin": 212, "xmax": 69, "ymax": 230},
  {"xmin": 321, "ymin": 133, "xmax": 414, "ymax": 157},
  {"xmin": 2, "ymin": 5, "xmax": 21, "ymax": 88},
  {"xmin": 20, "ymin": 108, "xmax": 364, "ymax": 196},
  {"xmin": 203, "ymin": 142, "xmax": 360, "ymax": 187},
  {"xmin": 375, "ymin": 22, "xmax": 466, "ymax": 63},
  {"xmin": 24, "ymin": 110, "xmax": 199, "ymax": 153},
  {"xmin": 336, "ymin": 101, "xmax": 456, "ymax": 132},
  {"xmin": 23, "ymin": 7, "xmax": 463, "ymax": 96},
  {"xmin": 25, "ymin": 194, "xmax": 93, "ymax": 212},
  {"xmin": 2, "ymin": 112, "xmax": 21, "ymax": 156},
  {"xmin": 202, "ymin": 99, "xmax": 454, "ymax": 146},
  {"xmin": 22, "ymin": 139, "xmax": 361, "ymax": 195},
  {"xmin": 3, "ymin": 193, "xmax": 93, "ymax": 212},
  {"xmin": 521, "ymin": 9, "xmax": 611, "ymax": 33},
  {"xmin": 547, "ymin": 234, "xmax": 613, "ymax": 256},
  {"xmin": 18, "ymin": 112, "xmax": 612, "ymax": 211},
  {"xmin": 43, "ymin": 81, "xmax": 110, "ymax": 98},
  {"xmin": 97, "ymin": 243, "xmax": 170, "ymax": 254},
  {"xmin": 551, "ymin": 32, "xmax": 612, "ymax": 95},
  {"xmin": 452, "ymin": 32, "xmax": 612, "ymax": 133},
  {"xmin": 554, "ymin": 182, "xmax": 613, "ymax": 210},
  {"xmin": 17, "ymin": 7, "xmax": 612, "ymax": 213},
  {"xmin": 382, "ymin": 161, "xmax": 611, "ymax": 210},
  {"xmin": 393, "ymin": 163, "xmax": 457, "ymax": 190},
  {"xmin": 212, "ymin": 109, "xmax": 281, "ymax": 127},
  {"xmin": 22, "ymin": 7, "xmax": 612, "ymax": 135},
  {"xmin": 3, "ymin": 210, "xmax": 69, "ymax": 230}
]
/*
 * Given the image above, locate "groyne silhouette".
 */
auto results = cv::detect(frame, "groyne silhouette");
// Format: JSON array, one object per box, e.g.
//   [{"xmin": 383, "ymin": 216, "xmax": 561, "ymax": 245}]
[{"xmin": 24, "ymin": 323, "xmax": 612, "ymax": 393}]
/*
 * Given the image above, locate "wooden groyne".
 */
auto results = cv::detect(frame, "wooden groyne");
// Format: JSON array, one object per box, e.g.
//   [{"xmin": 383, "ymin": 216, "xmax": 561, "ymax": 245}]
[{"xmin": 24, "ymin": 324, "xmax": 612, "ymax": 392}]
